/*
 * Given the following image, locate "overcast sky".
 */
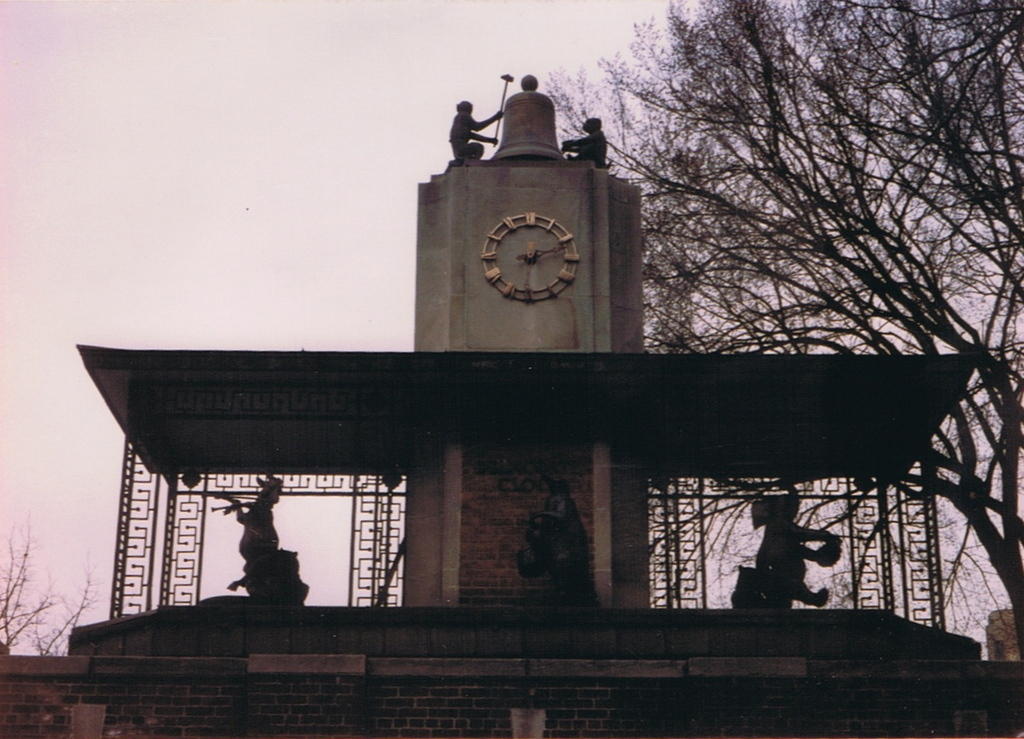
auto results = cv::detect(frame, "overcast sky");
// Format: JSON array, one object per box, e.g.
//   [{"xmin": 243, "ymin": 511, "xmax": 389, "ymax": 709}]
[{"xmin": 0, "ymin": 0, "xmax": 668, "ymax": 646}]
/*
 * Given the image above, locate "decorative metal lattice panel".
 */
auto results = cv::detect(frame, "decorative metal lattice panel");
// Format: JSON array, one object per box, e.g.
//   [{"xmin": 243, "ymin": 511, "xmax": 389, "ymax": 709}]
[
  {"xmin": 196, "ymin": 473, "xmax": 394, "ymax": 498},
  {"xmin": 648, "ymin": 477, "xmax": 944, "ymax": 628},
  {"xmin": 149, "ymin": 471, "xmax": 407, "ymax": 608},
  {"xmin": 159, "ymin": 475, "xmax": 207, "ymax": 607},
  {"xmin": 350, "ymin": 476, "xmax": 407, "ymax": 607},
  {"xmin": 848, "ymin": 487, "xmax": 895, "ymax": 611},
  {"xmin": 110, "ymin": 442, "xmax": 162, "ymax": 617},
  {"xmin": 649, "ymin": 478, "xmax": 706, "ymax": 608},
  {"xmin": 895, "ymin": 487, "xmax": 945, "ymax": 629}
]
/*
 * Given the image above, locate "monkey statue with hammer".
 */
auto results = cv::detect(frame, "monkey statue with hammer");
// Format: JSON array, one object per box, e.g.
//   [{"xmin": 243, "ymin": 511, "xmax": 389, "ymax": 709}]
[{"xmin": 449, "ymin": 100, "xmax": 503, "ymax": 165}]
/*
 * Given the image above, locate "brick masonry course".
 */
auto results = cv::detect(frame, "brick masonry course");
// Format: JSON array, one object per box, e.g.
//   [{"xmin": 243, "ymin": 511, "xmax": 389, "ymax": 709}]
[{"xmin": 2, "ymin": 654, "xmax": 1023, "ymax": 738}]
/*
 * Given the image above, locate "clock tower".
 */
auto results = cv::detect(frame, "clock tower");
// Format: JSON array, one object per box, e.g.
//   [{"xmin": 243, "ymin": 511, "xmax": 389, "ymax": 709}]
[
  {"xmin": 405, "ymin": 76, "xmax": 650, "ymax": 609},
  {"xmin": 415, "ymin": 77, "xmax": 643, "ymax": 353},
  {"xmin": 57, "ymin": 73, "xmax": 984, "ymax": 739}
]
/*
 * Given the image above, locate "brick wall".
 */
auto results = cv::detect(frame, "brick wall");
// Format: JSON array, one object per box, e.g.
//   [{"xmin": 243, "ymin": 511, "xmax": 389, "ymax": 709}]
[
  {"xmin": 1, "ymin": 664, "xmax": 245, "ymax": 737},
  {"xmin": 4, "ymin": 655, "xmax": 1024, "ymax": 738},
  {"xmin": 460, "ymin": 444, "xmax": 595, "ymax": 607},
  {"xmin": 367, "ymin": 681, "xmax": 521, "ymax": 737},
  {"xmin": 246, "ymin": 675, "xmax": 363, "ymax": 735}
]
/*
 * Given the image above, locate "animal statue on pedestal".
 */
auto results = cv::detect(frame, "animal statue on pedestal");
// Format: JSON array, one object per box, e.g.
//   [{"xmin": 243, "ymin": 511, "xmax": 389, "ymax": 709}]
[
  {"xmin": 449, "ymin": 101, "xmax": 503, "ymax": 165},
  {"xmin": 732, "ymin": 493, "xmax": 841, "ymax": 609},
  {"xmin": 218, "ymin": 475, "xmax": 308, "ymax": 606},
  {"xmin": 561, "ymin": 118, "xmax": 607, "ymax": 168},
  {"xmin": 517, "ymin": 475, "xmax": 597, "ymax": 606}
]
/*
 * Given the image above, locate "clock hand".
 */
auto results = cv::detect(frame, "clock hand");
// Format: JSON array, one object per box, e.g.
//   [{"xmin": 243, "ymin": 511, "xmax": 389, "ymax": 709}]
[{"xmin": 515, "ymin": 243, "xmax": 566, "ymax": 262}]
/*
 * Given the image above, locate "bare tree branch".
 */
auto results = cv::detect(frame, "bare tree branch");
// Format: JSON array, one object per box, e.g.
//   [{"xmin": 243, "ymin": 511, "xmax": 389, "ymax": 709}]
[
  {"xmin": 553, "ymin": 0, "xmax": 1024, "ymax": 645},
  {"xmin": 0, "ymin": 523, "xmax": 96, "ymax": 655}
]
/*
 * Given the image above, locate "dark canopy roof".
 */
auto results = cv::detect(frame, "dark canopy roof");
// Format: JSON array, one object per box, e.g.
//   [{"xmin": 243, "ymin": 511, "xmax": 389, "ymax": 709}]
[{"xmin": 79, "ymin": 346, "xmax": 973, "ymax": 480}]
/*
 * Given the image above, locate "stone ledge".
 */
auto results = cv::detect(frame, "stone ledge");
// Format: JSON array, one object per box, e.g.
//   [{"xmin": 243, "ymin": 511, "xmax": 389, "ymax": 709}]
[
  {"xmin": 0, "ymin": 655, "xmax": 91, "ymax": 675},
  {"xmin": 888, "ymin": 659, "xmax": 966, "ymax": 679},
  {"xmin": 369, "ymin": 658, "xmax": 527, "ymax": 677},
  {"xmin": 452, "ymin": 159, "xmax": 595, "ymax": 170},
  {"xmin": 527, "ymin": 659, "xmax": 685, "ymax": 678},
  {"xmin": 70, "ymin": 606, "xmax": 981, "ymax": 660},
  {"xmin": 92, "ymin": 656, "xmax": 246, "ymax": 675},
  {"xmin": 808, "ymin": 659, "xmax": 915, "ymax": 678},
  {"xmin": 810, "ymin": 659, "xmax": 1024, "ymax": 680},
  {"xmin": 248, "ymin": 654, "xmax": 366, "ymax": 675},
  {"xmin": 963, "ymin": 660, "xmax": 1024, "ymax": 680},
  {"xmin": 688, "ymin": 657, "xmax": 808, "ymax": 677},
  {"xmin": 7, "ymin": 653, "xmax": 1018, "ymax": 681}
]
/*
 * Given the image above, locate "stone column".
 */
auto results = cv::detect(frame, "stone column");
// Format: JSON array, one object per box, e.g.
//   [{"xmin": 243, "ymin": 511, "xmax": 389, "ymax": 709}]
[{"xmin": 403, "ymin": 434, "xmax": 462, "ymax": 606}]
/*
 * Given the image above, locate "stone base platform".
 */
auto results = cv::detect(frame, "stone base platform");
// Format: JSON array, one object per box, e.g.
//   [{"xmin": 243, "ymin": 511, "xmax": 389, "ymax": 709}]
[
  {"xmin": 5, "ymin": 611, "xmax": 1020, "ymax": 737},
  {"xmin": 69, "ymin": 606, "xmax": 980, "ymax": 660},
  {"xmin": 4, "ymin": 649, "xmax": 1022, "ymax": 737}
]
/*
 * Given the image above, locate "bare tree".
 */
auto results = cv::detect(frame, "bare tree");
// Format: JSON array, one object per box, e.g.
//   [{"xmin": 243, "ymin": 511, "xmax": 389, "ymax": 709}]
[
  {"xmin": 554, "ymin": 0, "xmax": 1024, "ymax": 645},
  {"xmin": 0, "ymin": 524, "xmax": 96, "ymax": 655}
]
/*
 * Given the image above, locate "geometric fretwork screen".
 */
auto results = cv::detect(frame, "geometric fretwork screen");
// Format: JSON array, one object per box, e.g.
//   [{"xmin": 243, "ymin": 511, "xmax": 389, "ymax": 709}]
[
  {"xmin": 649, "ymin": 477, "xmax": 945, "ymax": 630},
  {"xmin": 110, "ymin": 444, "xmax": 406, "ymax": 617},
  {"xmin": 110, "ymin": 441, "xmax": 162, "ymax": 617}
]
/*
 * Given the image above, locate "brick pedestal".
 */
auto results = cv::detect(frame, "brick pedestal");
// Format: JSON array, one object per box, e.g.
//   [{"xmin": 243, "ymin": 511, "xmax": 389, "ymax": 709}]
[{"xmin": 405, "ymin": 439, "xmax": 648, "ymax": 610}]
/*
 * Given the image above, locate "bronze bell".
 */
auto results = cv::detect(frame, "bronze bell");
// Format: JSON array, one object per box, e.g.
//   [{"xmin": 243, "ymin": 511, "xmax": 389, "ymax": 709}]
[{"xmin": 493, "ymin": 75, "xmax": 563, "ymax": 161}]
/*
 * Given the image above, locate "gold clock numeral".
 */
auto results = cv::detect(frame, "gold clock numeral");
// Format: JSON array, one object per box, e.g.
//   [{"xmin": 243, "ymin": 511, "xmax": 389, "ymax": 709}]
[
  {"xmin": 484, "ymin": 267, "xmax": 502, "ymax": 283},
  {"xmin": 558, "ymin": 269, "xmax": 576, "ymax": 283},
  {"xmin": 481, "ymin": 251, "xmax": 497, "ymax": 260},
  {"xmin": 500, "ymin": 281, "xmax": 515, "ymax": 297},
  {"xmin": 525, "ymin": 212, "xmax": 537, "ymax": 226},
  {"xmin": 558, "ymin": 233, "xmax": 574, "ymax": 244},
  {"xmin": 564, "ymin": 253, "xmax": 580, "ymax": 263},
  {"xmin": 503, "ymin": 216, "xmax": 517, "ymax": 230}
]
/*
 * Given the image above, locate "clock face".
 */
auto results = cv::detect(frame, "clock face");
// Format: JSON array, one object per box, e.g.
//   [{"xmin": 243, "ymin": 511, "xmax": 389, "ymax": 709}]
[{"xmin": 480, "ymin": 212, "xmax": 580, "ymax": 302}]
